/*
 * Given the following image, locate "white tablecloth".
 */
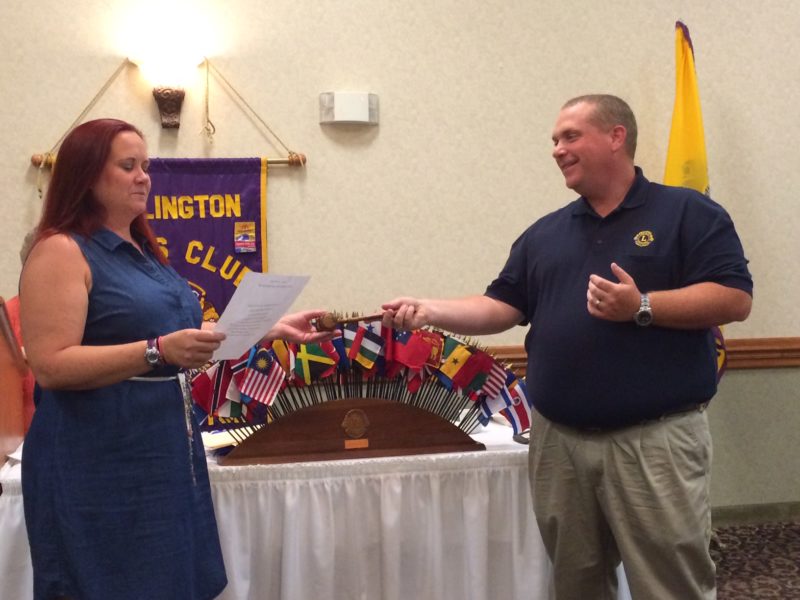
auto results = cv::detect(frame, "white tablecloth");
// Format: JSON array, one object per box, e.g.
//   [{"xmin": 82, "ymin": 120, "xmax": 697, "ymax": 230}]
[{"xmin": 0, "ymin": 423, "xmax": 631, "ymax": 600}]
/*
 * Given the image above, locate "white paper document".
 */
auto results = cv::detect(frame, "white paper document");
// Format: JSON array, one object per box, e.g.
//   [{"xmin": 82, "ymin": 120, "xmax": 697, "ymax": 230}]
[{"xmin": 212, "ymin": 272, "xmax": 309, "ymax": 360}]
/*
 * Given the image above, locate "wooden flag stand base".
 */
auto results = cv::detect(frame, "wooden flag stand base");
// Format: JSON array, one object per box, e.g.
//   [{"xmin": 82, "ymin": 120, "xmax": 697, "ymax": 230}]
[{"xmin": 219, "ymin": 398, "xmax": 485, "ymax": 466}]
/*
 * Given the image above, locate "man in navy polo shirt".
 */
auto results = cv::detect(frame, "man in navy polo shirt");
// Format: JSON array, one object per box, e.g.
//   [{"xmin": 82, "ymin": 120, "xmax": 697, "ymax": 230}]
[{"xmin": 382, "ymin": 94, "xmax": 752, "ymax": 599}]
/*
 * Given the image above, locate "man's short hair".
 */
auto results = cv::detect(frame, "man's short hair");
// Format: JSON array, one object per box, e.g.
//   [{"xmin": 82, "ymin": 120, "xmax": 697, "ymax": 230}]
[{"xmin": 562, "ymin": 94, "xmax": 638, "ymax": 158}]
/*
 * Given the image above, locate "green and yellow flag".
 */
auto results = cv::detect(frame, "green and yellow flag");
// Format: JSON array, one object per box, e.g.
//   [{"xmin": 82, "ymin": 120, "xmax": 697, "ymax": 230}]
[{"xmin": 663, "ymin": 21, "xmax": 709, "ymax": 195}]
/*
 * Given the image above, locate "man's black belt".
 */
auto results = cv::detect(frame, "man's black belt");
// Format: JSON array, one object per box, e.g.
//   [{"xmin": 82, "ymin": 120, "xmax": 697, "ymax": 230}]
[{"xmin": 578, "ymin": 402, "xmax": 709, "ymax": 433}]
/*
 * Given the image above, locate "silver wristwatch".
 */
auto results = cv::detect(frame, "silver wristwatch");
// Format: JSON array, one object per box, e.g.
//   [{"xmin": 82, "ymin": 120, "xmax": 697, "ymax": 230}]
[
  {"xmin": 145, "ymin": 338, "xmax": 164, "ymax": 368},
  {"xmin": 634, "ymin": 293, "xmax": 653, "ymax": 327}
]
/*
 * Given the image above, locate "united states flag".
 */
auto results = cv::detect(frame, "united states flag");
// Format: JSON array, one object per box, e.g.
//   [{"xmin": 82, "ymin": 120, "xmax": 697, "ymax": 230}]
[{"xmin": 481, "ymin": 361, "xmax": 508, "ymax": 399}]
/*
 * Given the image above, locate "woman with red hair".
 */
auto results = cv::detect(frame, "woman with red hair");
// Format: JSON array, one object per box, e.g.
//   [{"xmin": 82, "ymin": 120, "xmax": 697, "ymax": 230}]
[{"xmin": 20, "ymin": 118, "xmax": 331, "ymax": 599}]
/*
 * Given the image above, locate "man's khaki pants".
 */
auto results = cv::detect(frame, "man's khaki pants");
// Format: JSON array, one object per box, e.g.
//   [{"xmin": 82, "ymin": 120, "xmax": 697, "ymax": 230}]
[{"xmin": 529, "ymin": 407, "xmax": 716, "ymax": 600}]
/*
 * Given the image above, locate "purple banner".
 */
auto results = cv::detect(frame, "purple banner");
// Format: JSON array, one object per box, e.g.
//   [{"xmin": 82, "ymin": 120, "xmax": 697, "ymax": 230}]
[{"xmin": 147, "ymin": 157, "xmax": 268, "ymax": 320}]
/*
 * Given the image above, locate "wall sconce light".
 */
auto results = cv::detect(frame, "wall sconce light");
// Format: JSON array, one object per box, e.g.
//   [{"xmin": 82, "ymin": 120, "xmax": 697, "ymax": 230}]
[
  {"xmin": 127, "ymin": 56, "xmax": 194, "ymax": 129},
  {"xmin": 127, "ymin": 51, "xmax": 202, "ymax": 129},
  {"xmin": 319, "ymin": 92, "xmax": 379, "ymax": 125},
  {"xmin": 117, "ymin": 1, "xmax": 213, "ymax": 130},
  {"xmin": 152, "ymin": 86, "xmax": 186, "ymax": 128}
]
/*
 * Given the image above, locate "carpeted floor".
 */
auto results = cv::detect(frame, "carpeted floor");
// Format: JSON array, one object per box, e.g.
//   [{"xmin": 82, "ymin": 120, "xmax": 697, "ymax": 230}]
[{"xmin": 712, "ymin": 521, "xmax": 800, "ymax": 599}]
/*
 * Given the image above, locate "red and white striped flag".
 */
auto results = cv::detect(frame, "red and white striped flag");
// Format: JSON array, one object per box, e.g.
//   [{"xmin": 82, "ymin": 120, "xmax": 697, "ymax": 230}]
[
  {"xmin": 235, "ymin": 346, "xmax": 285, "ymax": 405},
  {"xmin": 481, "ymin": 361, "xmax": 508, "ymax": 399}
]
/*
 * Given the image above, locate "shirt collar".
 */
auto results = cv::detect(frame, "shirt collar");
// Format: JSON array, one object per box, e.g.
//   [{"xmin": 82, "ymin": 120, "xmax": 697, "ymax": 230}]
[
  {"xmin": 91, "ymin": 227, "xmax": 139, "ymax": 253},
  {"xmin": 571, "ymin": 166, "xmax": 649, "ymax": 217}
]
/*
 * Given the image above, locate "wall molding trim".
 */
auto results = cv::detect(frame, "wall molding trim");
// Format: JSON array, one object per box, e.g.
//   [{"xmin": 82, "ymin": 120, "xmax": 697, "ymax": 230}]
[
  {"xmin": 488, "ymin": 337, "xmax": 800, "ymax": 376},
  {"xmin": 712, "ymin": 501, "xmax": 800, "ymax": 527},
  {"xmin": 724, "ymin": 337, "xmax": 800, "ymax": 369}
]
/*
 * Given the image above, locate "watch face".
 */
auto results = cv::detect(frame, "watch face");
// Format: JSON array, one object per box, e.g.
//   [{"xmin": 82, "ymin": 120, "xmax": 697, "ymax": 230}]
[
  {"xmin": 145, "ymin": 346, "xmax": 161, "ymax": 366},
  {"xmin": 636, "ymin": 310, "xmax": 653, "ymax": 326}
]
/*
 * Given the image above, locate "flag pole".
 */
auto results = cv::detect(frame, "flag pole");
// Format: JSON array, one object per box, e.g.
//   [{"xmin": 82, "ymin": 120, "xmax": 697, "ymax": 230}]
[{"xmin": 31, "ymin": 153, "xmax": 307, "ymax": 169}]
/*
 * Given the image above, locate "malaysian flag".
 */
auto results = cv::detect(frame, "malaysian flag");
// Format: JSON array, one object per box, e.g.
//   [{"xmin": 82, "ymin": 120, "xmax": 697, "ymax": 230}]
[{"xmin": 236, "ymin": 346, "xmax": 285, "ymax": 405}]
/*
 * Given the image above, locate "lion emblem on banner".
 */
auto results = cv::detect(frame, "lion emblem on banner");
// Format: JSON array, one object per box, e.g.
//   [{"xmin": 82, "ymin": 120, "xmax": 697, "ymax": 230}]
[{"xmin": 189, "ymin": 281, "xmax": 220, "ymax": 322}]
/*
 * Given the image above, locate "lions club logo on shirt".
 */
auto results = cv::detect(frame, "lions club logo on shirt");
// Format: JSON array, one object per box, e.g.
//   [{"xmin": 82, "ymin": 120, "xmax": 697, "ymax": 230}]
[{"xmin": 633, "ymin": 230, "xmax": 655, "ymax": 248}]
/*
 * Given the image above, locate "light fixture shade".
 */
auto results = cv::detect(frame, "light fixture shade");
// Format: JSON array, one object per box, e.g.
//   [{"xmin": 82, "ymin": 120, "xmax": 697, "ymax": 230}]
[{"xmin": 319, "ymin": 92, "xmax": 379, "ymax": 125}]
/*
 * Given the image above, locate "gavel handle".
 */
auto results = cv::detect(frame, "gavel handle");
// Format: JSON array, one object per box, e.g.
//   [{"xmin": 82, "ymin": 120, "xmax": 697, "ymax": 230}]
[
  {"xmin": 315, "ymin": 311, "xmax": 385, "ymax": 331},
  {"xmin": 335, "ymin": 312, "xmax": 383, "ymax": 325}
]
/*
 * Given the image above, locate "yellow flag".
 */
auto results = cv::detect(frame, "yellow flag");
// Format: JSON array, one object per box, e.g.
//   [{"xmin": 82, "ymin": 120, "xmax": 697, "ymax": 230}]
[
  {"xmin": 664, "ymin": 22, "xmax": 727, "ymax": 378},
  {"xmin": 663, "ymin": 21, "xmax": 709, "ymax": 195}
]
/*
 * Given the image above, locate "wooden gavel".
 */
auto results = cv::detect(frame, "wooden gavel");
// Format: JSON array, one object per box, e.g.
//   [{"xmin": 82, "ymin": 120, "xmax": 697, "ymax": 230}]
[{"xmin": 315, "ymin": 312, "xmax": 384, "ymax": 332}]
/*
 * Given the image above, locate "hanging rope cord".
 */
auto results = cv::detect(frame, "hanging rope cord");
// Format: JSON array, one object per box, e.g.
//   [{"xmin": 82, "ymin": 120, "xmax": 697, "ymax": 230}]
[
  {"xmin": 203, "ymin": 58, "xmax": 303, "ymax": 165},
  {"xmin": 35, "ymin": 57, "xmax": 305, "ymax": 195},
  {"xmin": 36, "ymin": 58, "xmax": 129, "ymax": 197},
  {"xmin": 202, "ymin": 58, "xmax": 216, "ymax": 142}
]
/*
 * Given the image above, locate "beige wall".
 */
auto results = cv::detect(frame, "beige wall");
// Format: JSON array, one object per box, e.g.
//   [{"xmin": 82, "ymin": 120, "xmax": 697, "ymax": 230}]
[
  {"xmin": 709, "ymin": 369, "xmax": 800, "ymax": 508},
  {"xmin": 0, "ymin": 0, "xmax": 797, "ymax": 506},
  {"xmin": 1, "ymin": 0, "xmax": 798, "ymax": 344}
]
